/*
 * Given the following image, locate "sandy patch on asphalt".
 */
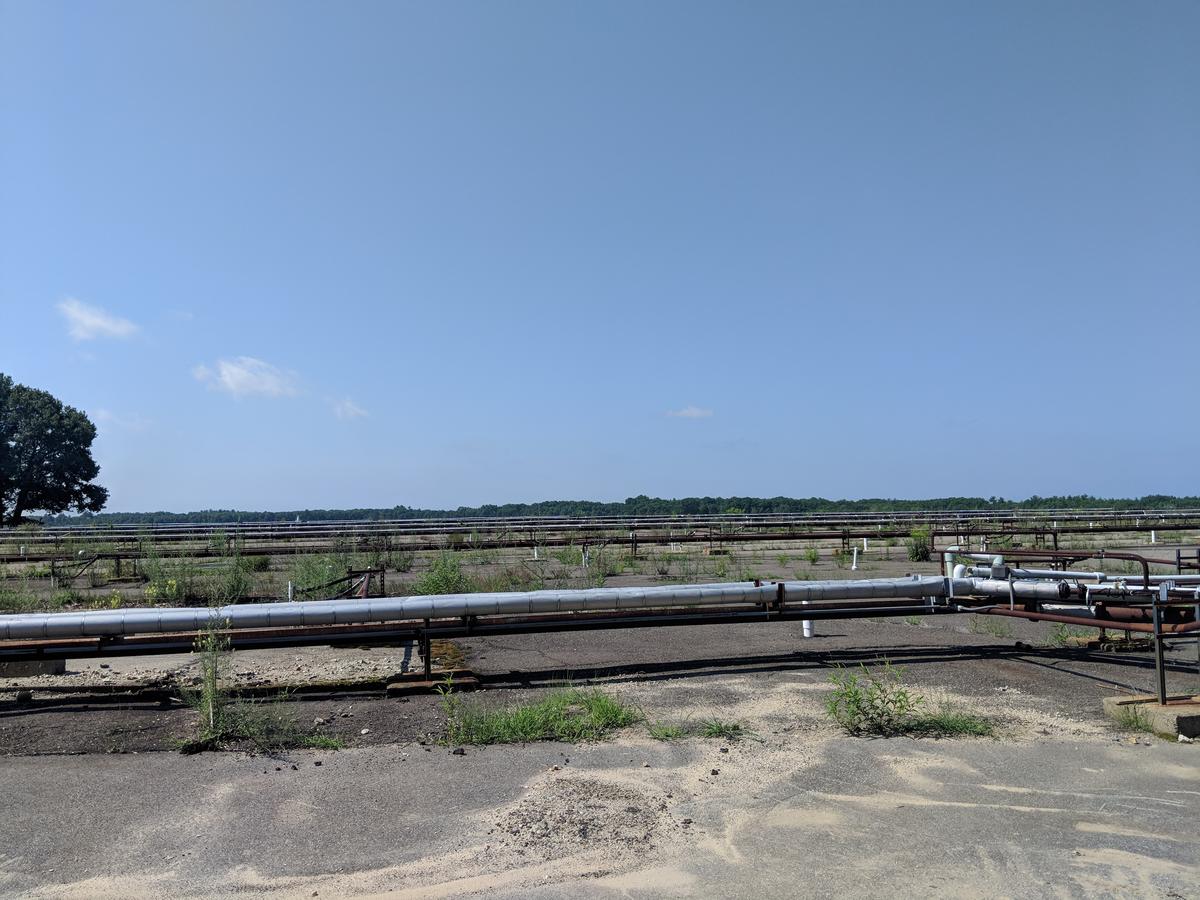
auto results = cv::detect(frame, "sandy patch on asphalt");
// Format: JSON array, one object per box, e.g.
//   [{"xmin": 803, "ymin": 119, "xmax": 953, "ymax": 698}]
[{"xmin": 8, "ymin": 669, "xmax": 1164, "ymax": 899}]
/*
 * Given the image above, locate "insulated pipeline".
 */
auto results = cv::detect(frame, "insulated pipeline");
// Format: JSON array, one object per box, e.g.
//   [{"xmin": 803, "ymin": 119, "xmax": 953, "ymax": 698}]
[{"xmin": 0, "ymin": 575, "xmax": 1072, "ymax": 641}]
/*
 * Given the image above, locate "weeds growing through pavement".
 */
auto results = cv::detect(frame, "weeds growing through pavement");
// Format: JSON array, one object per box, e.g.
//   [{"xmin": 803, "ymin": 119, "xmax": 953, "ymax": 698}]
[
  {"xmin": 1112, "ymin": 703, "xmax": 1156, "ymax": 735},
  {"xmin": 178, "ymin": 618, "xmax": 343, "ymax": 753},
  {"xmin": 439, "ymin": 682, "xmax": 641, "ymax": 745},
  {"xmin": 646, "ymin": 717, "xmax": 751, "ymax": 741},
  {"xmin": 825, "ymin": 662, "xmax": 995, "ymax": 738},
  {"xmin": 969, "ymin": 616, "xmax": 1015, "ymax": 639}
]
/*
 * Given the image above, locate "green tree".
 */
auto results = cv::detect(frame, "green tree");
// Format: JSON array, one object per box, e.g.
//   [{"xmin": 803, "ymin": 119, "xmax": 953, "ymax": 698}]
[{"xmin": 0, "ymin": 374, "xmax": 108, "ymax": 525}]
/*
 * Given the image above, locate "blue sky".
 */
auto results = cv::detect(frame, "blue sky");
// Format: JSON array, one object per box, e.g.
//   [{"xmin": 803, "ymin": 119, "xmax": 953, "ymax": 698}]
[{"xmin": 1, "ymin": 1, "xmax": 1197, "ymax": 512}]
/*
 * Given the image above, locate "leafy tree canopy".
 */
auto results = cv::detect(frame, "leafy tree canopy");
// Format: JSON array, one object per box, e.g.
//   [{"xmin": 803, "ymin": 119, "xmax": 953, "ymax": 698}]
[{"xmin": 0, "ymin": 373, "xmax": 108, "ymax": 525}]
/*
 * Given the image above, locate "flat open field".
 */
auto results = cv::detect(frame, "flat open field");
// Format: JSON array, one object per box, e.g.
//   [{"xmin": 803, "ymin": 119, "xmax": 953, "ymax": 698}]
[{"xmin": 3, "ymin": 522, "xmax": 1198, "ymax": 614}]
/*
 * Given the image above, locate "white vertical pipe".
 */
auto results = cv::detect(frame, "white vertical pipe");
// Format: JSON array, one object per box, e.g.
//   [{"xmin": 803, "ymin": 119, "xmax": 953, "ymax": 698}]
[{"xmin": 851, "ymin": 547, "xmax": 859, "ymax": 570}]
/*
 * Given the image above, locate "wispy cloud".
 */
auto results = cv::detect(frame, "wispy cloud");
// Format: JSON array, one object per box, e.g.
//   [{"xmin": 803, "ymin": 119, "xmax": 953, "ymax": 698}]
[
  {"xmin": 333, "ymin": 397, "xmax": 369, "ymax": 420},
  {"xmin": 193, "ymin": 357, "xmax": 300, "ymax": 398},
  {"xmin": 666, "ymin": 405, "xmax": 713, "ymax": 419},
  {"xmin": 57, "ymin": 297, "xmax": 139, "ymax": 341}
]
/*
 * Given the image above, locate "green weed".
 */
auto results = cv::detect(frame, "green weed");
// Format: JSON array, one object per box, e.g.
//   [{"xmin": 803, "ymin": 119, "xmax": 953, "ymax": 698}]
[
  {"xmin": 415, "ymin": 553, "xmax": 473, "ymax": 595},
  {"xmin": 647, "ymin": 721, "xmax": 687, "ymax": 741},
  {"xmin": 906, "ymin": 528, "xmax": 932, "ymax": 563},
  {"xmin": 698, "ymin": 718, "xmax": 748, "ymax": 740},
  {"xmin": 825, "ymin": 663, "xmax": 995, "ymax": 738},
  {"xmin": 969, "ymin": 616, "xmax": 1015, "ymax": 639},
  {"xmin": 440, "ymin": 686, "xmax": 641, "ymax": 745}
]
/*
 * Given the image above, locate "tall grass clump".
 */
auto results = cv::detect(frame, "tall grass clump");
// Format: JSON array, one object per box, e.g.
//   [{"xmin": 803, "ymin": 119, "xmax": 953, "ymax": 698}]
[{"xmin": 440, "ymin": 684, "xmax": 640, "ymax": 745}]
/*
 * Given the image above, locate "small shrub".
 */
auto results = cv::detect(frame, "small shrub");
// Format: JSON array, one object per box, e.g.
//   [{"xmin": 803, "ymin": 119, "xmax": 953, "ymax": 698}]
[
  {"xmin": 390, "ymin": 549, "xmax": 416, "ymax": 572},
  {"xmin": 208, "ymin": 560, "xmax": 253, "ymax": 603},
  {"xmin": 0, "ymin": 584, "xmax": 39, "ymax": 613},
  {"xmin": 825, "ymin": 662, "xmax": 995, "ymax": 738},
  {"xmin": 1112, "ymin": 703, "xmax": 1155, "ymax": 734},
  {"xmin": 289, "ymin": 554, "xmax": 342, "ymax": 595},
  {"xmin": 415, "ymin": 553, "xmax": 473, "ymax": 595},
  {"xmin": 240, "ymin": 555, "xmax": 271, "ymax": 573},
  {"xmin": 551, "ymin": 546, "xmax": 584, "ymax": 567},
  {"xmin": 51, "ymin": 587, "xmax": 85, "ymax": 607},
  {"xmin": 826, "ymin": 663, "xmax": 924, "ymax": 736},
  {"xmin": 475, "ymin": 565, "xmax": 544, "ymax": 593},
  {"xmin": 179, "ymin": 621, "xmax": 336, "ymax": 753},
  {"xmin": 804, "ymin": 547, "xmax": 820, "ymax": 567},
  {"xmin": 906, "ymin": 528, "xmax": 932, "ymax": 563},
  {"xmin": 776, "ymin": 554, "xmax": 791, "ymax": 568},
  {"xmin": 90, "ymin": 590, "xmax": 124, "ymax": 609}
]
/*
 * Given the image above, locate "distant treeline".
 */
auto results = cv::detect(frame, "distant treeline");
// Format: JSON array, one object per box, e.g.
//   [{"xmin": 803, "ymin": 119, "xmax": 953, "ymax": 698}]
[{"xmin": 39, "ymin": 494, "xmax": 1200, "ymax": 525}]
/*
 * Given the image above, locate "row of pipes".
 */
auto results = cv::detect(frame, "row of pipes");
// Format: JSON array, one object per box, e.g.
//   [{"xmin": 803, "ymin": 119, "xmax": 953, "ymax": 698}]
[{"xmin": 1, "ymin": 569, "xmax": 1193, "ymax": 641}]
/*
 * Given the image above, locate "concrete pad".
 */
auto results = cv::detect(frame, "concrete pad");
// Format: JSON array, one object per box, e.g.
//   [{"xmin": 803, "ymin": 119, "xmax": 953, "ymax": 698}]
[
  {"xmin": 1103, "ymin": 694, "xmax": 1200, "ymax": 738},
  {"xmin": 0, "ymin": 659, "xmax": 66, "ymax": 677}
]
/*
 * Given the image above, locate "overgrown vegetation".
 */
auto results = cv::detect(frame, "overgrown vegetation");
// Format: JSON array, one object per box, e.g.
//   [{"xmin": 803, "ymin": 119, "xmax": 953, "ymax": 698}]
[
  {"xmin": 178, "ymin": 619, "xmax": 343, "ymax": 753},
  {"xmin": 439, "ymin": 683, "xmax": 641, "ymax": 745},
  {"xmin": 825, "ymin": 662, "xmax": 995, "ymax": 738},
  {"xmin": 415, "ymin": 552, "xmax": 473, "ymax": 595},
  {"xmin": 1111, "ymin": 703, "xmax": 1155, "ymax": 735},
  {"xmin": 906, "ymin": 527, "xmax": 932, "ymax": 562}
]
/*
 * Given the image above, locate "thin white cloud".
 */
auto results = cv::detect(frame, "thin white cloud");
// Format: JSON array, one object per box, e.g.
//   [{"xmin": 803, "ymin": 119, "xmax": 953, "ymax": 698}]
[
  {"xmin": 333, "ymin": 397, "xmax": 369, "ymax": 420},
  {"xmin": 57, "ymin": 297, "xmax": 139, "ymax": 341},
  {"xmin": 193, "ymin": 357, "xmax": 299, "ymax": 398},
  {"xmin": 666, "ymin": 405, "xmax": 714, "ymax": 419}
]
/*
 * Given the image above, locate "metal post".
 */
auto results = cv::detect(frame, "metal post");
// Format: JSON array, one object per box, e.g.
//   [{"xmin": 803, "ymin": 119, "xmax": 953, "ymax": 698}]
[
  {"xmin": 422, "ymin": 619, "xmax": 432, "ymax": 680},
  {"xmin": 1152, "ymin": 584, "xmax": 1168, "ymax": 705}
]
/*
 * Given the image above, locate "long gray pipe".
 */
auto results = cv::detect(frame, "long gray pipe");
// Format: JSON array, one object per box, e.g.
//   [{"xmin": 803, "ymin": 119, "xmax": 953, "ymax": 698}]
[{"xmin": 0, "ymin": 576, "xmax": 1067, "ymax": 640}]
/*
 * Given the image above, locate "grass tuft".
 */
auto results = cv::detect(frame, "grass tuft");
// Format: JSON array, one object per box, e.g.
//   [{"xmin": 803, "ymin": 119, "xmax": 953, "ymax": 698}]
[
  {"xmin": 647, "ymin": 721, "xmax": 687, "ymax": 741},
  {"xmin": 1112, "ymin": 703, "xmax": 1155, "ymax": 734},
  {"xmin": 440, "ymin": 686, "xmax": 641, "ymax": 745},
  {"xmin": 698, "ymin": 718, "xmax": 748, "ymax": 740},
  {"xmin": 969, "ymin": 616, "xmax": 1015, "ymax": 639}
]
